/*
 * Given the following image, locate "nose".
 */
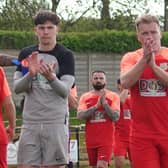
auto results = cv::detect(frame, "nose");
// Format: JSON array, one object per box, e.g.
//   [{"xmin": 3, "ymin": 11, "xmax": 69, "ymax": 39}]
[
  {"xmin": 96, "ymin": 78, "xmax": 102, "ymax": 82},
  {"xmin": 43, "ymin": 27, "xmax": 50, "ymax": 34},
  {"xmin": 146, "ymin": 32, "xmax": 153, "ymax": 39}
]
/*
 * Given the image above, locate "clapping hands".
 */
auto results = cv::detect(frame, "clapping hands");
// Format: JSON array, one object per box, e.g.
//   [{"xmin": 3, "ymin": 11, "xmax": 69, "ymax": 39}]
[
  {"xmin": 27, "ymin": 52, "xmax": 57, "ymax": 80},
  {"xmin": 95, "ymin": 90, "xmax": 107, "ymax": 109}
]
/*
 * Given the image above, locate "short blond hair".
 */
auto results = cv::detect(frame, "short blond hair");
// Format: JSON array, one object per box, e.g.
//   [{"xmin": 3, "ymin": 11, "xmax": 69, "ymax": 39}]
[{"xmin": 135, "ymin": 14, "xmax": 160, "ymax": 31}]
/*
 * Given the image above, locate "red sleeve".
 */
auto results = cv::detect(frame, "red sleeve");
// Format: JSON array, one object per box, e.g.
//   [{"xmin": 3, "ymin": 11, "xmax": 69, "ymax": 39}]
[
  {"xmin": 120, "ymin": 49, "xmax": 143, "ymax": 75},
  {"xmin": 0, "ymin": 67, "xmax": 11, "ymax": 102}
]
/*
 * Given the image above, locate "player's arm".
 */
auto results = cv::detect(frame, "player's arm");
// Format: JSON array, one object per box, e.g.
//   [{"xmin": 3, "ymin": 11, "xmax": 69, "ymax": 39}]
[
  {"xmin": 101, "ymin": 93, "xmax": 120, "ymax": 122},
  {"xmin": 77, "ymin": 94, "xmax": 97, "ymax": 120},
  {"xmin": 13, "ymin": 71, "xmax": 33, "ymax": 94},
  {"xmin": 151, "ymin": 65, "xmax": 168, "ymax": 86},
  {"xmin": 103, "ymin": 103, "xmax": 120, "ymax": 122},
  {"xmin": 13, "ymin": 51, "xmax": 36, "ymax": 94},
  {"xmin": 3, "ymin": 96, "xmax": 16, "ymax": 141},
  {"xmin": 68, "ymin": 94, "xmax": 78, "ymax": 110},
  {"xmin": 120, "ymin": 53, "xmax": 147, "ymax": 89},
  {"xmin": 48, "ymin": 74, "xmax": 75, "ymax": 98},
  {"xmin": 148, "ymin": 55, "xmax": 168, "ymax": 86},
  {"xmin": 41, "ymin": 50, "xmax": 75, "ymax": 98},
  {"xmin": 77, "ymin": 106, "xmax": 97, "ymax": 120},
  {"xmin": 38, "ymin": 62, "xmax": 75, "ymax": 98},
  {"xmin": 119, "ymin": 89, "xmax": 129, "ymax": 103},
  {"xmin": 0, "ymin": 54, "xmax": 17, "ymax": 66}
]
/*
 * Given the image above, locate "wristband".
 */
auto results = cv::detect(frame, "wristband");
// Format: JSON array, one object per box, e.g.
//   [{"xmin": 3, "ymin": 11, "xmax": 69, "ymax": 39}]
[{"xmin": 12, "ymin": 58, "xmax": 21, "ymax": 66}]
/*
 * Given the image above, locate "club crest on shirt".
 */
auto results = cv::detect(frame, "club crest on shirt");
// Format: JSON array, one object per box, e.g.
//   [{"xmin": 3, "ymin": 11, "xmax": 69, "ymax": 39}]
[{"xmin": 159, "ymin": 63, "xmax": 168, "ymax": 70}]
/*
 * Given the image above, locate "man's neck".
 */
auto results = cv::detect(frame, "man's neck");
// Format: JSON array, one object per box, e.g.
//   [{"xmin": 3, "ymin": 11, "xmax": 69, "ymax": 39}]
[
  {"xmin": 38, "ymin": 42, "xmax": 56, "ymax": 51},
  {"xmin": 92, "ymin": 89, "xmax": 105, "ymax": 94}
]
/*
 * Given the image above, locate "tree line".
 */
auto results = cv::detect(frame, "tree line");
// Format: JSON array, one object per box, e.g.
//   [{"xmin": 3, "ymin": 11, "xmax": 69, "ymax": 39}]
[{"xmin": 0, "ymin": 0, "xmax": 167, "ymax": 32}]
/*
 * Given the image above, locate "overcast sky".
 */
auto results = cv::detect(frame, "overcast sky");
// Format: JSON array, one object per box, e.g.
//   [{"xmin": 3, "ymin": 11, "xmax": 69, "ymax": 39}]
[{"xmin": 54, "ymin": 0, "xmax": 164, "ymax": 20}]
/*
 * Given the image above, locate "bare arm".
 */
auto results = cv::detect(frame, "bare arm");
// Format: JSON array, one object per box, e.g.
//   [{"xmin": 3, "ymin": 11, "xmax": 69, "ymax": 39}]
[
  {"xmin": 0, "ymin": 54, "xmax": 16, "ymax": 66},
  {"xmin": 68, "ymin": 94, "xmax": 78, "ymax": 110},
  {"xmin": 3, "ymin": 96, "xmax": 16, "ymax": 142},
  {"xmin": 77, "ymin": 106, "xmax": 97, "ymax": 120},
  {"xmin": 101, "ymin": 92, "xmax": 120, "ymax": 122},
  {"xmin": 152, "ymin": 65, "xmax": 168, "ymax": 86},
  {"xmin": 120, "ymin": 57, "xmax": 147, "ymax": 89},
  {"xmin": 148, "ymin": 54, "xmax": 168, "ymax": 86},
  {"xmin": 119, "ymin": 89, "xmax": 129, "ymax": 103},
  {"xmin": 103, "ymin": 103, "xmax": 120, "ymax": 122}
]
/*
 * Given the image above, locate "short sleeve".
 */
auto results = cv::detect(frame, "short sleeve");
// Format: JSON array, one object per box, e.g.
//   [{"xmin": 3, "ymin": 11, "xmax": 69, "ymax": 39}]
[
  {"xmin": 0, "ymin": 67, "xmax": 11, "ymax": 101},
  {"xmin": 78, "ymin": 94, "xmax": 88, "ymax": 111}
]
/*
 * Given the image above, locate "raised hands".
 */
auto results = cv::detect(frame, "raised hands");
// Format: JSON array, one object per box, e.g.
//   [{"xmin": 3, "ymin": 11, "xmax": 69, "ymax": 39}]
[
  {"xmin": 143, "ymin": 38, "xmax": 157, "ymax": 68},
  {"xmin": 27, "ymin": 52, "xmax": 57, "ymax": 81},
  {"xmin": 27, "ymin": 51, "xmax": 42, "ymax": 77},
  {"xmin": 95, "ymin": 90, "xmax": 107, "ymax": 109},
  {"xmin": 39, "ymin": 62, "xmax": 57, "ymax": 81}
]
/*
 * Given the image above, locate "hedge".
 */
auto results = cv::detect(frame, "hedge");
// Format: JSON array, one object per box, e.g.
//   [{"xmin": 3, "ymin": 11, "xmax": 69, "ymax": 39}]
[{"xmin": 0, "ymin": 30, "xmax": 168, "ymax": 54}]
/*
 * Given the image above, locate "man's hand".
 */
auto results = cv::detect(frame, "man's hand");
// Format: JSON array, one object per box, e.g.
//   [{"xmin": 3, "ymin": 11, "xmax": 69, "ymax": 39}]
[
  {"xmin": 39, "ymin": 62, "xmax": 57, "ymax": 81},
  {"xmin": 6, "ymin": 126, "xmax": 15, "ymax": 142},
  {"xmin": 100, "ymin": 90, "xmax": 107, "ymax": 106},
  {"xmin": 95, "ymin": 90, "xmax": 107, "ymax": 108},
  {"xmin": 143, "ymin": 39, "xmax": 154, "ymax": 62},
  {"xmin": 95, "ymin": 96, "xmax": 102, "ymax": 109},
  {"xmin": 147, "ymin": 52, "xmax": 156, "ymax": 68},
  {"xmin": 27, "ymin": 51, "xmax": 42, "ymax": 77}
]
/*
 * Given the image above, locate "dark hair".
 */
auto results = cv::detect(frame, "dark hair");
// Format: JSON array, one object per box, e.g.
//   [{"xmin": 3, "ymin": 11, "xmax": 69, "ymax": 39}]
[
  {"xmin": 33, "ymin": 10, "xmax": 60, "ymax": 26},
  {"xmin": 92, "ymin": 70, "xmax": 106, "ymax": 75}
]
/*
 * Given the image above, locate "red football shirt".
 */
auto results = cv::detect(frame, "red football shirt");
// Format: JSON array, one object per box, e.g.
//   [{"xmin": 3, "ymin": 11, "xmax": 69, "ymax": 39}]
[
  {"xmin": 78, "ymin": 89, "xmax": 120, "ymax": 148},
  {"xmin": 0, "ymin": 67, "xmax": 11, "ymax": 144},
  {"xmin": 120, "ymin": 47, "xmax": 168, "ymax": 138},
  {"xmin": 115, "ymin": 96, "xmax": 132, "ymax": 139}
]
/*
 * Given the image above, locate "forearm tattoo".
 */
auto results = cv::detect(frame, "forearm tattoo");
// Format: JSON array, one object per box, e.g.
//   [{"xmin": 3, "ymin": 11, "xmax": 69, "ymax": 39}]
[
  {"xmin": 0, "ymin": 55, "xmax": 13, "ymax": 66},
  {"xmin": 103, "ymin": 103, "xmax": 120, "ymax": 122},
  {"xmin": 77, "ymin": 106, "xmax": 96, "ymax": 120}
]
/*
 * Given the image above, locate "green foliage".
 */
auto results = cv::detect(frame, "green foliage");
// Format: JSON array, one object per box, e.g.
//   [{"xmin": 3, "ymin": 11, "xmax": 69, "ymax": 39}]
[
  {"xmin": 0, "ymin": 0, "xmax": 50, "ymax": 31},
  {"xmin": 60, "ymin": 15, "xmax": 137, "ymax": 32},
  {"xmin": 60, "ymin": 30, "xmax": 140, "ymax": 53},
  {"xmin": 111, "ymin": 13, "xmax": 137, "ymax": 31},
  {"xmin": 161, "ymin": 31, "xmax": 168, "ymax": 46},
  {"xmin": 0, "ymin": 0, "xmax": 164, "ymax": 33},
  {"xmin": 0, "ymin": 30, "xmax": 36, "ymax": 49},
  {"xmin": 1, "ymin": 29, "xmax": 168, "ymax": 54},
  {"xmin": 60, "ymin": 18, "xmax": 104, "ymax": 32}
]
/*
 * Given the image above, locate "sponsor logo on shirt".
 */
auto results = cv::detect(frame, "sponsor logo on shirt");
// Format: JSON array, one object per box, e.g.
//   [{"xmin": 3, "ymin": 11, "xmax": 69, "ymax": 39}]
[{"xmin": 139, "ymin": 79, "xmax": 166, "ymax": 97}]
